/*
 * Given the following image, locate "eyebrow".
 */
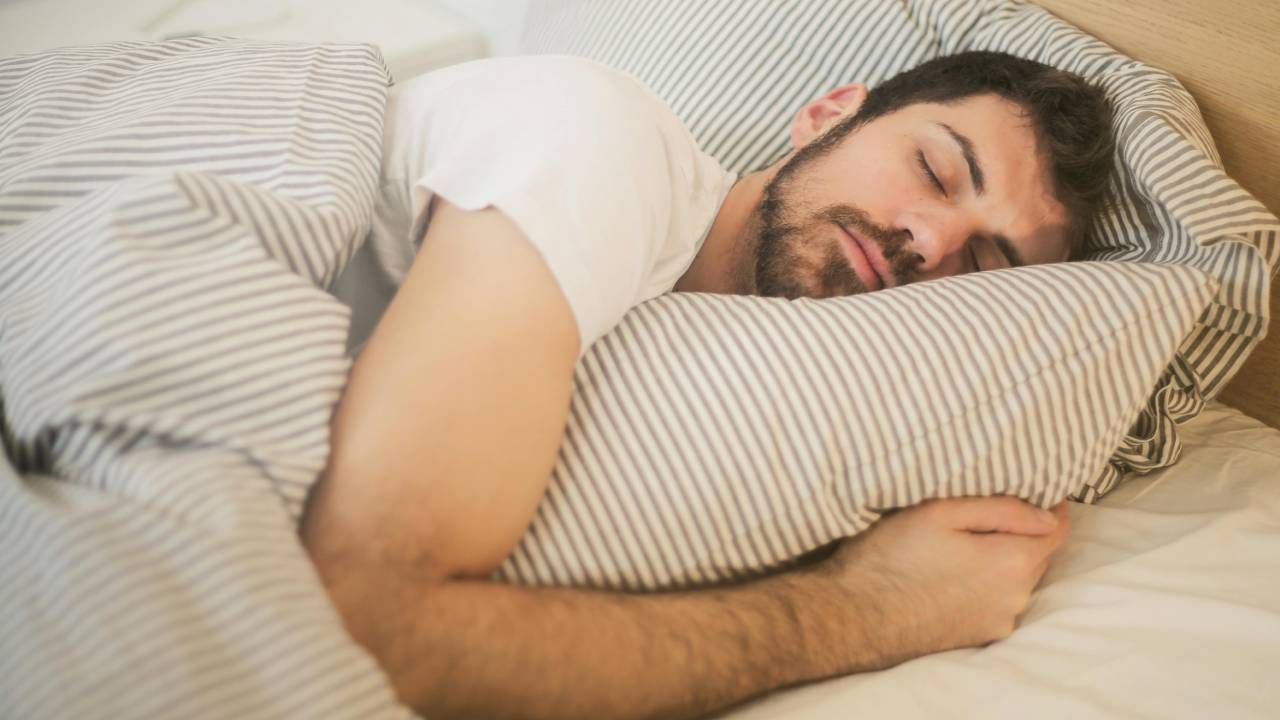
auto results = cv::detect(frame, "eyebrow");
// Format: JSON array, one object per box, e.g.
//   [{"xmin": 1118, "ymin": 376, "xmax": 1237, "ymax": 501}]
[{"xmin": 937, "ymin": 122, "xmax": 985, "ymax": 196}]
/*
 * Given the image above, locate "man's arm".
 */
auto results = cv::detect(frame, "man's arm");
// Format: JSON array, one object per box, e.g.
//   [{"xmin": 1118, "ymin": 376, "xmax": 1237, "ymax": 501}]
[
  {"xmin": 301, "ymin": 199, "xmax": 1071, "ymax": 719},
  {"xmin": 396, "ymin": 499, "xmax": 1071, "ymax": 720},
  {"xmin": 305, "ymin": 199, "xmax": 580, "ymax": 584}
]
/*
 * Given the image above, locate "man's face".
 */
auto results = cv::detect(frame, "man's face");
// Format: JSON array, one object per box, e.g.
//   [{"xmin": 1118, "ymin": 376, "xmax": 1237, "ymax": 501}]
[{"xmin": 754, "ymin": 93, "xmax": 1069, "ymax": 298}]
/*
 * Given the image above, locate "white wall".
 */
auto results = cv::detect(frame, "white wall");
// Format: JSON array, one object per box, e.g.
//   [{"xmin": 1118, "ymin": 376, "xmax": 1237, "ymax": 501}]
[
  {"xmin": 0, "ymin": 0, "xmax": 502, "ymax": 79},
  {"xmin": 1, "ymin": 0, "xmax": 529, "ymax": 61},
  {"xmin": 432, "ymin": 0, "xmax": 532, "ymax": 56}
]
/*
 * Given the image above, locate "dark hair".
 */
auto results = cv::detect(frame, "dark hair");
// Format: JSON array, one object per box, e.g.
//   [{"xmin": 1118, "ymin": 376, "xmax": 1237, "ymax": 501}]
[{"xmin": 797, "ymin": 51, "xmax": 1115, "ymax": 260}]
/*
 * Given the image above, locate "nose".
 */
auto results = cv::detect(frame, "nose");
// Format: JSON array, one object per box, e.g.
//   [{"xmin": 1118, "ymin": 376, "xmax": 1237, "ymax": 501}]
[{"xmin": 901, "ymin": 208, "xmax": 978, "ymax": 275}]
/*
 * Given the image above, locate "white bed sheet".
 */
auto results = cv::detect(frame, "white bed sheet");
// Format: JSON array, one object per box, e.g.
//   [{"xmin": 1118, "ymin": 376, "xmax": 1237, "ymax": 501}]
[{"xmin": 723, "ymin": 400, "xmax": 1280, "ymax": 719}]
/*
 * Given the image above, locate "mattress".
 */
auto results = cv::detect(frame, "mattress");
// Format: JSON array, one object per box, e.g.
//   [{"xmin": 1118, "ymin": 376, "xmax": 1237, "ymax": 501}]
[{"xmin": 722, "ymin": 400, "xmax": 1280, "ymax": 719}]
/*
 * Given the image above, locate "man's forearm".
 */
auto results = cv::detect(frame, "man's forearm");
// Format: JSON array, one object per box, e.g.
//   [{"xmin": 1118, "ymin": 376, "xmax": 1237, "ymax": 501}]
[{"xmin": 368, "ymin": 568, "xmax": 877, "ymax": 720}]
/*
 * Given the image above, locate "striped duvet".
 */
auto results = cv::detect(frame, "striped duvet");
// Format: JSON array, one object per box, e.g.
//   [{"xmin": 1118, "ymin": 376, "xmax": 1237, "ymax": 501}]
[{"xmin": 0, "ymin": 37, "xmax": 411, "ymax": 720}]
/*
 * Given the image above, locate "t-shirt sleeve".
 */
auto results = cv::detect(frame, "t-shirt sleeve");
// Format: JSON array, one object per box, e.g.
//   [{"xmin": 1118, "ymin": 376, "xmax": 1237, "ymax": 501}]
[{"xmin": 396, "ymin": 57, "xmax": 681, "ymax": 356}]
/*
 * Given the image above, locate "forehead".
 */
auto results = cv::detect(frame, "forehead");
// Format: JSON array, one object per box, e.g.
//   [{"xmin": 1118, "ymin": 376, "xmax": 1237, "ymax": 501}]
[{"xmin": 889, "ymin": 94, "xmax": 1070, "ymax": 263}]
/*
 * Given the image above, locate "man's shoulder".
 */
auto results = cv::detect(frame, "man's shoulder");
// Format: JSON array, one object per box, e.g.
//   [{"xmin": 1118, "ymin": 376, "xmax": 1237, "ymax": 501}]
[{"xmin": 401, "ymin": 55, "xmax": 655, "ymax": 112}]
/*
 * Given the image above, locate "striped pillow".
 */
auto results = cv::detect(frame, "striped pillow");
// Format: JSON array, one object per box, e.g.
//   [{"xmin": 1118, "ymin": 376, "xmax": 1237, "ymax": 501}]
[
  {"xmin": 520, "ymin": 0, "xmax": 1280, "ymax": 501},
  {"xmin": 496, "ymin": 261, "xmax": 1214, "ymax": 590}
]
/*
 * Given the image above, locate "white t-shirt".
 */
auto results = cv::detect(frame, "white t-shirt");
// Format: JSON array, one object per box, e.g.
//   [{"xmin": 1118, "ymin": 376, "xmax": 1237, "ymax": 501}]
[{"xmin": 331, "ymin": 55, "xmax": 737, "ymax": 356}]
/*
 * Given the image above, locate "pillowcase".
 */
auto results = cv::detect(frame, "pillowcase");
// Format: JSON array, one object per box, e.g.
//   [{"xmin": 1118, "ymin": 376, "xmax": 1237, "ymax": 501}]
[
  {"xmin": 495, "ymin": 261, "xmax": 1214, "ymax": 590},
  {"xmin": 519, "ymin": 0, "xmax": 1279, "ymax": 501}
]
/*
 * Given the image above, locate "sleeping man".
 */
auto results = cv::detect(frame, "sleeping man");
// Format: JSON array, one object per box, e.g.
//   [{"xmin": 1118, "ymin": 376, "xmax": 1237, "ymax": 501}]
[{"xmin": 301, "ymin": 51, "xmax": 1113, "ymax": 719}]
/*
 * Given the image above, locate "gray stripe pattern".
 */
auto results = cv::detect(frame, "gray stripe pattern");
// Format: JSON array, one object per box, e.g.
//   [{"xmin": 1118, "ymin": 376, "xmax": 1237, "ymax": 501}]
[
  {"xmin": 496, "ymin": 261, "xmax": 1214, "ymax": 589},
  {"xmin": 520, "ymin": 0, "xmax": 1280, "ymax": 503},
  {"xmin": 0, "ymin": 38, "xmax": 410, "ymax": 719}
]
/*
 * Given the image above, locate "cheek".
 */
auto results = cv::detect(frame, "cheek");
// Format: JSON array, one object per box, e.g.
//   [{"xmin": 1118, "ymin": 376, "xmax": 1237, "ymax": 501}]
[
  {"xmin": 802, "ymin": 139, "xmax": 922, "ymax": 222},
  {"xmin": 851, "ymin": 146, "xmax": 921, "ymax": 213},
  {"xmin": 853, "ymin": 172, "xmax": 919, "ymax": 225}
]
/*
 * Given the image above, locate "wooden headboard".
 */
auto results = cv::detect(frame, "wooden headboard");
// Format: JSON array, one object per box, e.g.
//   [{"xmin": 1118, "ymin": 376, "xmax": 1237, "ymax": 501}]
[{"xmin": 1033, "ymin": 0, "xmax": 1280, "ymax": 428}]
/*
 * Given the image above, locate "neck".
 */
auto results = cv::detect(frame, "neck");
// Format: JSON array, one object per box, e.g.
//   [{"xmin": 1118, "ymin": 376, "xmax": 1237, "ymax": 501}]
[{"xmin": 675, "ymin": 163, "xmax": 780, "ymax": 294}]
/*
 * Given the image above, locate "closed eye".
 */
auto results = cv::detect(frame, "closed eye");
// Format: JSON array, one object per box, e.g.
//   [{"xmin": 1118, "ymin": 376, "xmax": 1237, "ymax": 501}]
[{"xmin": 916, "ymin": 149, "xmax": 945, "ymax": 196}]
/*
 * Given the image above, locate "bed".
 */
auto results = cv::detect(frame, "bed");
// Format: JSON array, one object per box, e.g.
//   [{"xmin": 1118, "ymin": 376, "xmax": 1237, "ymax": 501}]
[
  {"xmin": 722, "ymin": 400, "xmax": 1280, "ymax": 718},
  {"xmin": 714, "ymin": 1, "xmax": 1280, "ymax": 715},
  {"xmin": 1, "ymin": 1, "xmax": 1278, "ymax": 718}
]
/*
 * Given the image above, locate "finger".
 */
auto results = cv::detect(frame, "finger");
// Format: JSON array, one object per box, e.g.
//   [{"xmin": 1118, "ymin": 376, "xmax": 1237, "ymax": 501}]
[
  {"xmin": 1030, "ymin": 547, "xmax": 1062, "ymax": 590},
  {"xmin": 1028, "ymin": 504, "xmax": 1074, "ymax": 560},
  {"xmin": 933, "ymin": 496, "xmax": 1059, "ymax": 536},
  {"xmin": 1046, "ymin": 501, "xmax": 1072, "ymax": 546}
]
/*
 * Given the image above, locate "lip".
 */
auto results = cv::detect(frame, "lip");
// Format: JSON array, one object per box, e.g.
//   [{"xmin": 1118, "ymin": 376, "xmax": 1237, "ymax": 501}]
[{"xmin": 838, "ymin": 224, "xmax": 890, "ymax": 291}]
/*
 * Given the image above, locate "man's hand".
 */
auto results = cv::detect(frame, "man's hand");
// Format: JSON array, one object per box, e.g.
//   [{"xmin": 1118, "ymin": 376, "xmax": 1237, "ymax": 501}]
[{"xmin": 804, "ymin": 496, "xmax": 1071, "ymax": 673}]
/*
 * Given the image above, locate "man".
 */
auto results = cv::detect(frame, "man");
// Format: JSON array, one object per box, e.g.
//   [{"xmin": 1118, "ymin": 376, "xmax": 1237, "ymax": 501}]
[{"xmin": 302, "ymin": 50, "xmax": 1113, "ymax": 719}]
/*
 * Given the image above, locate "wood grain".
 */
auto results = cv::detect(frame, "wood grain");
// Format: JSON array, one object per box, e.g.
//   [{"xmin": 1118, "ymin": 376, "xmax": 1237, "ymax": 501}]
[{"xmin": 1035, "ymin": 0, "xmax": 1280, "ymax": 428}]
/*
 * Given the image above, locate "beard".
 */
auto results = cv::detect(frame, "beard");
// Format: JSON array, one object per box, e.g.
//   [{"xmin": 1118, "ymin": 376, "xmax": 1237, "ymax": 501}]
[{"xmin": 749, "ymin": 150, "xmax": 920, "ymax": 299}]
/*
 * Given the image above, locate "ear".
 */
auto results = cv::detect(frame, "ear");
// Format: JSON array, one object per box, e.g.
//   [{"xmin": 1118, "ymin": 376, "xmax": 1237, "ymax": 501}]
[{"xmin": 789, "ymin": 83, "xmax": 868, "ymax": 150}]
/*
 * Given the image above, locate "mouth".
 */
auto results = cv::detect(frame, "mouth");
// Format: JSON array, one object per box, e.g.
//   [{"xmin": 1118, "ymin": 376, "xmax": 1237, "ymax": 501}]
[{"xmin": 838, "ymin": 224, "xmax": 890, "ymax": 291}]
